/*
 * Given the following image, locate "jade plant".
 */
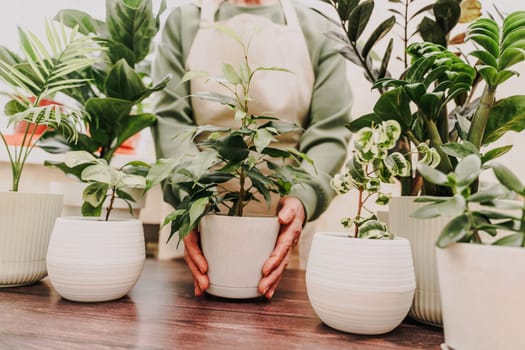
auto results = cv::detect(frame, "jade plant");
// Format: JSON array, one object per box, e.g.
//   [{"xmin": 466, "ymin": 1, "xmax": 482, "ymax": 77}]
[
  {"xmin": 413, "ymin": 152, "xmax": 525, "ymax": 248},
  {"xmin": 0, "ymin": 21, "xmax": 98, "ymax": 192},
  {"xmin": 348, "ymin": 11, "xmax": 525, "ymax": 196},
  {"xmin": 147, "ymin": 31, "xmax": 311, "ymax": 243},
  {"xmin": 331, "ymin": 119, "xmax": 439, "ymax": 239},
  {"xmin": 62, "ymin": 150, "xmax": 150, "ymax": 221}
]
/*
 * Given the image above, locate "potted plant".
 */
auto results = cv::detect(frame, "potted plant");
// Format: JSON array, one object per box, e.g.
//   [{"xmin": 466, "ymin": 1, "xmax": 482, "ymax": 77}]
[
  {"xmin": 305, "ymin": 120, "xmax": 418, "ymax": 335},
  {"xmin": 147, "ymin": 35, "xmax": 311, "ymax": 299},
  {"xmin": 46, "ymin": 151, "xmax": 150, "ymax": 302},
  {"xmin": 341, "ymin": 8, "xmax": 525, "ymax": 325},
  {"xmin": 0, "ymin": 21, "xmax": 99, "ymax": 287},
  {"xmin": 413, "ymin": 152, "xmax": 525, "ymax": 349},
  {"xmin": 38, "ymin": 0, "xmax": 169, "ymax": 219}
]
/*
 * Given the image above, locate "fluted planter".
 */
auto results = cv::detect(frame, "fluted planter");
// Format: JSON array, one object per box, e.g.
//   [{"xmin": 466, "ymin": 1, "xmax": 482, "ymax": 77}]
[
  {"xmin": 46, "ymin": 217, "xmax": 145, "ymax": 302},
  {"xmin": 0, "ymin": 192, "xmax": 63, "ymax": 287},
  {"xmin": 200, "ymin": 215, "xmax": 279, "ymax": 299},
  {"xmin": 388, "ymin": 196, "xmax": 448, "ymax": 326},
  {"xmin": 437, "ymin": 243, "xmax": 525, "ymax": 350},
  {"xmin": 49, "ymin": 181, "xmax": 146, "ymax": 219},
  {"xmin": 306, "ymin": 232, "xmax": 415, "ymax": 335}
]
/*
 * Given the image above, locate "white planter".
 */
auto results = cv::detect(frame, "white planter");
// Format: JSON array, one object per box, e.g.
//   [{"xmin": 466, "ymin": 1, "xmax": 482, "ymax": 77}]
[
  {"xmin": 306, "ymin": 232, "xmax": 415, "ymax": 335},
  {"xmin": 388, "ymin": 196, "xmax": 448, "ymax": 326},
  {"xmin": 49, "ymin": 181, "xmax": 145, "ymax": 219},
  {"xmin": 437, "ymin": 243, "xmax": 525, "ymax": 350},
  {"xmin": 0, "ymin": 192, "xmax": 63, "ymax": 287},
  {"xmin": 46, "ymin": 217, "xmax": 145, "ymax": 302},
  {"xmin": 200, "ymin": 215, "xmax": 279, "ymax": 299}
]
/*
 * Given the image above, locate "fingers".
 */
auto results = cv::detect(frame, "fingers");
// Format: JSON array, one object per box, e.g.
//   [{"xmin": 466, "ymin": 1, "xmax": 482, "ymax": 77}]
[
  {"xmin": 183, "ymin": 229, "xmax": 209, "ymax": 295},
  {"xmin": 259, "ymin": 249, "xmax": 291, "ymax": 299},
  {"xmin": 261, "ymin": 218, "xmax": 301, "ymax": 277}
]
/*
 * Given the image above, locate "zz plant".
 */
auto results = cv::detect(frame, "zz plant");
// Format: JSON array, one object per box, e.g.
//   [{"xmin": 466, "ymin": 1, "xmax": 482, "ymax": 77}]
[
  {"xmin": 147, "ymin": 29, "xmax": 312, "ymax": 243},
  {"xmin": 0, "ymin": 21, "xmax": 98, "ymax": 192},
  {"xmin": 413, "ymin": 152, "xmax": 525, "ymax": 248},
  {"xmin": 348, "ymin": 11, "xmax": 525, "ymax": 196},
  {"xmin": 331, "ymin": 119, "xmax": 439, "ymax": 239}
]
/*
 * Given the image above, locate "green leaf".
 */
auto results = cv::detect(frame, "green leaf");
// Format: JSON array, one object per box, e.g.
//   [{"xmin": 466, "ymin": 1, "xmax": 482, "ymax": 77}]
[
  {"xmin": 347, "ymin": 113, "xmax": 383, "ymax": 132},
  {"xmin": 493, "ymin": 233, "xmax": 524, "ymax": 247},
  {"xmin": 115, "ymin": 113, "xmax": 156, "ymax": 150},
  {"xmin": 467, "ymin": 33, "xmax": 499, "ymax": 59},
  {"xmin": 64, "ymin": 151, "xmax": 98, "ymax": 168},
  {"xmin": 455, "ymin": 154, "xmax": 481, "ymax": 186},
  {"xmin": 192, "ymin": 91, "xmax": 237, "ymax": 107},
  {"xmin": 481, "ymin": 145, "xmax": 513, "ymax": 163},
  {"xmin": 82, "ymin": 164, "xmax": 115, "ymax": 185},
  {"xmin": 440, "ymin": 141, "xmax": 480, "ymax": 159},
  {"xmin": 146, "ymin": 158, "xmax": 179, "ymax": 190},
  {"xmin": 477, "ymin": 65, "xmax": 498, "ymax": 87},
  {"xmin": 161, "ymin": 209, "xmax": 185, "ymax": 228},
  {"xmin": 470, "ymin": 50, "xmax": 498, "ymax": 68},
  {"xmin": 189, "ymin": 197, "xmax": 208, "ymax": 228},
  {"xmin": 216, "ymin": 135, "xmax": 249, "ymax": 162},
  {"xmin": 491, "ymin": 163, "xmax": 524, "ymax": 194},
  {"xmin": 54, "ymin": 9, "xmax": 102, "ymax": 35},
  {"xmin": 347, "ymin": 0, "xmax": 374, "ymax": 42},
  {"xmin": 498, "ymin": 47, "xmax": 525, "ymax": 70},
  {"xmin": 116, "ymin": 188, "xmax": 136, "ymax": 203},
  {"xmin": 483, "ymin": 96, "xmax": 525, "ymax": 145},
  {"xmin": 83, "ymin": 182, "xmax": 108, "ymax": 208},
  {"xmin": 81, "ymin": 201, "xmax": 103, "ymax": 217},
  {"xmin": 104, "ymin": 59, "xmax": 146, "ymax": 100},
  {"xmin": 411, "ymin": 195, "xmax": 465, "ymax": 219},
  {"xmin": 417, "ymin": 162, "xmax": 449, "ymax": 186},
  {"xmin": 254, "ymin": 129, "xmax": 274, "ymax": 154},
  {"xmin": 378, "ymin": 38, "xmax": 393, "ymax": 79},
  {"xmin": 433, "ymin": 0, "xmax": 461, "ymax": 34},
  {"xmin": 361, "ymin": 15, "xmax": 395, "ymax": 59},
  {"xmin": 418, "ymin": 17, "xmax": 446, "ymax": 46},
  {"xmin": 106, "ymin": 0, "xmax": 158, "ymax": 64},
  {"xmin": 468, "ymin": 184, "xmax": 507, "ymax": 203},
  {"xmin": 222, "ymin": 63, "xmax": 240, "ymax": 84},
  {"xmin": 436, "ymin": 214, "xmax": 470, "ymax": 248},
  {"xmin": 373, "ymin": 87, "xmax": 412, "ymax": 129}
]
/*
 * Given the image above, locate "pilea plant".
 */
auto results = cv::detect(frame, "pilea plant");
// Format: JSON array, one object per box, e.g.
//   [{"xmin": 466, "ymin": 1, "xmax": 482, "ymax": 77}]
[
  {"xmin": 147, "ymin": 30, "xmax": 312, "ymax": 243},
  {"xmin": 413, "ymin": 152, "xmax": 525, "ymax": 248},
  {"xmin": 349, "ymin": 11, "xmax": 525, "ymax": 196},
  {"xmin": 331, "ymin": 119, "xmax": 439, "ymax": 239},
  {"xmin": 62, "ymin": 150, "xmax": 150, "ymax": 221}
]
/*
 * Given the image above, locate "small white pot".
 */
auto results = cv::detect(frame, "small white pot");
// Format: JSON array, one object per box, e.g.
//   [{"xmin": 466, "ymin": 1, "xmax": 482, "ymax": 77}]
[
  {"xmin": 306, "ymin": 232, "xmax": 415, "ymax": 335},
  {"xmin": 388, "ymin": 196, "xmax": 448, "ymax": 326},
  {"xmin": 46, "ymin": 217, "xmax": 145, "ymax": 302},
  {"xmin": 49, "ymin": 181, "xmax": 145, "ymax": 219},
  {"xmin": 437, "ymin": 243, "xmax": 525, "ymax": 350},
  {"xmin": 0, "ymin": 192, "xmax": 63, "ymax": 287},
  {"xmin": 200, "ymin": 215, "xmax": 279, "ymax": 299}
]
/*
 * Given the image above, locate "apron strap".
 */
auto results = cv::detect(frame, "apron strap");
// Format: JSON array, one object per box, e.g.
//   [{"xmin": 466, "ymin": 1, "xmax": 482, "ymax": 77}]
[
  {"xmin": 280, "ymin": 0, "xmax": 301, "ymax": 30},
  {"xmin": 200, "ymin": 0, "xmax": 224, "ymax": 25}
]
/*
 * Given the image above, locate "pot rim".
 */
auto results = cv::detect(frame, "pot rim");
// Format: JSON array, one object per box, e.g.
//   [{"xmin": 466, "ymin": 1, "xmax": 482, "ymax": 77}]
[
  {"xmin": 56, "ymin": 216, "xmax": 142, "ymax": 224},
  {"xmin": 314, "ymin": 231, "xmax": 409, "ymax": 244}
]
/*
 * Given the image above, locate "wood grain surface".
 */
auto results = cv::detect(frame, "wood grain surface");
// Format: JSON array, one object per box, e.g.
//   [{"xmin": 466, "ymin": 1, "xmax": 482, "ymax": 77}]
[{"xmin": 0, "ymin": 259, "xmax": 443, "ymax": 350}]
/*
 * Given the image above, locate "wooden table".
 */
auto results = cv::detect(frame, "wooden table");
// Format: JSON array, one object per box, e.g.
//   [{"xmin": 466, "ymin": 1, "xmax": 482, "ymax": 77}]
[{"xmin": 0, "ymin": 259, "xmax": 443, "ymax": 349}]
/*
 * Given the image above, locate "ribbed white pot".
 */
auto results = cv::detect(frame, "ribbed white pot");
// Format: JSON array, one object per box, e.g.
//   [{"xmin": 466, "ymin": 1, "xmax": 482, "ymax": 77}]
[
  {"xmin": 49, "ymin": 181, "xmax": 145, "ymax": 219},
  {"xmin": 0, "ymin": 192, "xmax": 63, "ymax": 287},
  {"xmin": 46, "ymin": 217, "xmax": 145, "ymax": 302},
  {"xmin": 200, "ymin": 215, "xmax": 279, "ymax": 299},
  {"xmin": 306, "ymin": 232, "xmax": 415, "ymax": 335},
  {"xmin": 437, "ymin": 243, "xmax": 525, "ymax": 350},
  {"xmin": 388, "ymin": 196, "xmax": 448, "ymax": 326}
]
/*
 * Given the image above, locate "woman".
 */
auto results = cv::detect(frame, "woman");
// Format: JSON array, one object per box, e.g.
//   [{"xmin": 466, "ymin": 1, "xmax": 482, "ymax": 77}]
[{"xmin": 152, "ymin": 0, "xmax": 352, "ymax": 299}]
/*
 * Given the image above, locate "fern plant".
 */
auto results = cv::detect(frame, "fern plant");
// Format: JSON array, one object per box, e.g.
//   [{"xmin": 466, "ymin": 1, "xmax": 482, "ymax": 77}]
[{"xmin": 0, "ymin": 20, "xmax": 98, "ymax": 191}]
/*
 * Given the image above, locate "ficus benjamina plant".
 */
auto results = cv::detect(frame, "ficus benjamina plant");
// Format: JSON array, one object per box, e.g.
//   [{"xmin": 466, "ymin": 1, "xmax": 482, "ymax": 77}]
[
  {"xmin": 146, "ymin": 26, "xmax": 312, "ymax": 243},
  {"xmin": 331, "ymin": 119, "xmax": 439, "ymax": 239}
]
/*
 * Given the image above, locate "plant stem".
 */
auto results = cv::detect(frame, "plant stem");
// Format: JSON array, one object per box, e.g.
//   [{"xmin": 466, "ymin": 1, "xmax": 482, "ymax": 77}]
[
  {"xmin": 403, "ymin": 0, "xmax": 409, "ymax": 69},
  {"xmin": 105, "ymin": 187, "xmax": 117, "ymax": 221},
  {"xmin": 467, "ymin": 85, "xmax": 497, "ymax": 149},
  {"xmin": 355, "ymin": 187, "xmax": 364, "ymax": 238},
  {"xmin": 424, "ymin": 116, "xmax": 453, "ymax": 174}
]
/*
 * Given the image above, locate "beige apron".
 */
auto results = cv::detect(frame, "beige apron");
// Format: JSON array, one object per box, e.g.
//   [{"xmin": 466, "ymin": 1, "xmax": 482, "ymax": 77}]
[{"xmin": 186, "ymin": 0, "xmax": 316, "ymax": 267}]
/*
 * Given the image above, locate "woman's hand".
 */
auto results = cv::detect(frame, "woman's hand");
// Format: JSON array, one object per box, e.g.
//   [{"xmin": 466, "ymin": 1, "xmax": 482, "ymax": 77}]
[
  {"xmin": 258, "ymin": 196, "xmax": 305, "ymax": 299},
  {"xmin": 183, "ymin": 229, "xmax": 209, "ymax": 296}
]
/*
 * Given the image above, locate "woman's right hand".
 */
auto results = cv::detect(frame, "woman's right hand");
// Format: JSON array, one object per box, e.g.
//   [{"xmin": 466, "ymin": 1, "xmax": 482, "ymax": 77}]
[{"xmin": 183, "ymin": 229, "xmax": 209, "ymax": 296}]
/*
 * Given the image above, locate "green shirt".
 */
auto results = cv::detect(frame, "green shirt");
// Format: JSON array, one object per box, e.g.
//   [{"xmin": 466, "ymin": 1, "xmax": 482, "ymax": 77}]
[{"xmin": 152, "ymin": 0, "xmax": 353, "ymax": 221}]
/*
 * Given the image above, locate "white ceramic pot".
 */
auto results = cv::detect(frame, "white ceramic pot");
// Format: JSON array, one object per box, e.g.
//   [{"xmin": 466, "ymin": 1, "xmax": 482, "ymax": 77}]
[
  {"xmin": 49, "ymin": 181, "xmax": 145, "ymax": 219},
  {"xmin": 306, "ymin": 232, "xmax": 415, "ymax": 335},
  {"xmin": 437, "ymin": 243, "xmax": 525, "ymax": 350},
  {"xmin": 46, "ymin": 217, "xmax": 145, "ymax": 302},
  {"xmin": 0, "ymin": 192, "xmax": 63, "ymax": 287},
  {"xmin": 388, "ymin": 196, "xmax": 448, "ymax": 326},
  {"xmin": 200, "ymin": 215, "xmax": 279, "ymax": 299}
]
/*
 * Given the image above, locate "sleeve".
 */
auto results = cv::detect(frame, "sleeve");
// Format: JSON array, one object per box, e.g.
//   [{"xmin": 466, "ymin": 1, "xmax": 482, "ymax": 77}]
[
  {"xmin": 151, "ymin": 7, "xmax": 199, "ymax": 207},
  {"xmin": 289, "ymin": 19, "xmax": 353, "ymax": 222}
]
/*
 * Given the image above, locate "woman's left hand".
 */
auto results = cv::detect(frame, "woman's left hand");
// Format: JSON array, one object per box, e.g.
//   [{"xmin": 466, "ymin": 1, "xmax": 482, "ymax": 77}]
[{"xmin": 258, "ymin": 196, "xmax": 305, "ymax": 299}]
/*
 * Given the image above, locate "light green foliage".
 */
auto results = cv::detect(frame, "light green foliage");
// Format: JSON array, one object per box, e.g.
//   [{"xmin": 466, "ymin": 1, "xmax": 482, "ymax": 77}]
[
  {"xmin": 413, "ymin": 151, "xmax": 525, "ymax": 248},
  {"xmin": 63, "ymin": 150, "xmax": 149, "ymax": 221},
  {"xmin": 0, "ymin": 20, "xmax": 99, "ymax": 192},
  {"xmin": 148, "ymin": 31, "xmax": 311, "ymax": 243},
  {"xmin": 331, "ymin": 120, "xmax": 438, "ymax": 239}
]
